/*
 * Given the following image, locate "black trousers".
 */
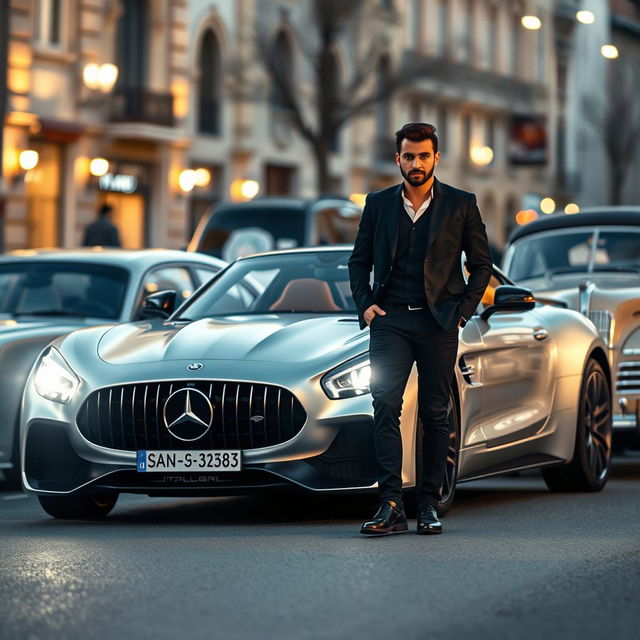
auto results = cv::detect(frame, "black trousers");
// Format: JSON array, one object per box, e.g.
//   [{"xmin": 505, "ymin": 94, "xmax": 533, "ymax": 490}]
[{"xmin": 368, "ymin": 306, "xmax": 458, "ymax": 509}]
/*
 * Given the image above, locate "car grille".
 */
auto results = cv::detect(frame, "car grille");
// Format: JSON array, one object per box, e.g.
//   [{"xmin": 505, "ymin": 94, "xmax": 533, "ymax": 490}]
[
  {"xmin": 616, "ymin": 361, "xmax": 640, "ymax": 395},
  {"xmin": 76, "ymin": 381, "xmax": 307, "ymax": 451},
  {"xmin": 587, "ymin": 310, "xmax": 613, "ymax": 347}
]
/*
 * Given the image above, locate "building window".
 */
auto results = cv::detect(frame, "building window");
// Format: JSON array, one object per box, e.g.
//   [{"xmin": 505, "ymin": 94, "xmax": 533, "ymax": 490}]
[
  {"xmin": 462, "ymin": 0, "xmax": 474, "ymax": 63},
  {"xmin": 510, "ymin": 14, "xmax": 520, "ymax": 77},
  {"xmin": 270, "ymin": 31, "xmax": 294, "ymax": 115},
  {"xmin": 198, "ymin": 30, "xmax": 222, "ymax": 135},
  {"xmin": 265, "ymin": 164, "xmax": 296, "ymax": 196},
  {"xmin": 375, "ymin": 57, "xmax": 392, "ymax": 160},
  {"xmin": 35, "ymin": 0, "xmax": 62, "ymax": 47},
  {"xmin": 411, "ymin": 0, "xmax": 422, "ymax": 49},
  {"xmin": 487, "ymin": 117, "xmax": 496, "ymax": 165},
  {"xmin": 487, "ymin": 5, "xmax": 497, "ymax": 70},
  {"xmin": 436, "ymin": 0, "xmax": 448, "ymax": 57},
  {"xmin": 462, "ymin": 113, "xmax": 472, "ymax": 163},
  {"xmin": 537, "ymin": 31, "xmax": 545, "ymax": 82},
  {"xmin": 117, "ymin": 0, "xmax": 148, "ymax": 89},
  {"xmin": 436, "ymin": 105, "xmax": 448, "ymax": 156}
]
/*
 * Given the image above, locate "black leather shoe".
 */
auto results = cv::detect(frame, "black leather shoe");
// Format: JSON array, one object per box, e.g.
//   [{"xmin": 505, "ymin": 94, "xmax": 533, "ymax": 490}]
[
  {"xmin": 417, "ymin": 505, "xmax": 443, "ymax": 535},
  {"xmin": 360, "ymin": 500, "xmax": 409, "ymax": 535}
]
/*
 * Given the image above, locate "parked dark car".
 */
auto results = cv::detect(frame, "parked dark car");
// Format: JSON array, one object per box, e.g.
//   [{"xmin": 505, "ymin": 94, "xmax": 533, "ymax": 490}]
[{"xmin": 187, "ymin": 197, "xmax": 362, "ymax": 260}]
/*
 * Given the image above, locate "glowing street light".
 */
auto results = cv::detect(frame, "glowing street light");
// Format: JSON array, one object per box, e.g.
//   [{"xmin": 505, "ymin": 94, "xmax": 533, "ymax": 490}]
[
  {"xmin": 601, "ymin": 45, "xmax": 619, "ymax": 59},
  {"xmin": 178, "ymin": 169, "xmax": 197, "ymax": 192},
  {"xmin": 18, "ymin": 150, "xmax": 39, "ymax": 171},
  {"xmin": 89, "ymin": 157, "xmax": 109, "ymax": 177},
  {"xmin": 83, "ymin": 63, "xmax": 119, "ymax": 93},
  {"xmin": 521, "ymin": 15, "xmax": 542, "ymax": 30},
  {"xmin": 540, "ymin": 197, "xmax": 556, "ymax": 214},
  {"xmin": 470, "ymin": 146, "xmax": 494, "ymax": 166},
  {"xmin": 515, "ymin": 209, "xmax": 538, "ymax": 225},
  {"xmin": 576, "ymin": 10, "xmax": 595, "ymax": 24},
  {"xmin": 194, "ymin": 168, "xmax": 211, "ymax": 187},
  {"xmin": 564, "ymin": 203, "xmax": 580, "ymax": 214}
]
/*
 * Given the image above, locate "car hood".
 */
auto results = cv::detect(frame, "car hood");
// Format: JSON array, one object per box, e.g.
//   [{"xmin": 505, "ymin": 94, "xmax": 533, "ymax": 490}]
[
  {"xmin": 97, "ymin": 315, "xmax": 366, "ymax": 365},
  {"xmin": 0, "ymin": 317, "xmax": 89, "ymax": 343}
]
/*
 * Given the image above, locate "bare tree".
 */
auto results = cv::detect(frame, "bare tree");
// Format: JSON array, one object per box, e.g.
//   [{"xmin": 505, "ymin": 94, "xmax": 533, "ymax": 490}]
[
  {"xmin": 257, "ymin": 0, "xmax": 415, "ymax": 194},
  {"xmin": 583, "ymin": 63, "xmax": 640, "ymax": 205}
]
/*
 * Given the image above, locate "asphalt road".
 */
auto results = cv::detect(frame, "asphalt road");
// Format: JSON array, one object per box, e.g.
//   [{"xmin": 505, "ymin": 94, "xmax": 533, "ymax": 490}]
[{"xmin": 1, "ymin": 456, "xmax": 639, "ymax": 640}]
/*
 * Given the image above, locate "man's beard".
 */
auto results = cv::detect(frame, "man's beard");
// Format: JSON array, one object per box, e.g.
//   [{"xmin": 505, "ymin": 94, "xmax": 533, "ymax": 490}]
[{"xmin": 400, "ymin": 164, "xmax": 434, "ymax": 187}]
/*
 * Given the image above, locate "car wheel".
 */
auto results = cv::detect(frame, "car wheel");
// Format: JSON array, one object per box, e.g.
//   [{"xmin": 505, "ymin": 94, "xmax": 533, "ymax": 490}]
[
  {"xmin": 37, "ymin": 493, "xmax": 119, "ymax": 520},
  {"xmin": 542, "ymin": 358, "xmax": 612, "ymax": 492},
  {"xmin": 410, "ymin": 389, "xmax": 460, "ymax": 518}
]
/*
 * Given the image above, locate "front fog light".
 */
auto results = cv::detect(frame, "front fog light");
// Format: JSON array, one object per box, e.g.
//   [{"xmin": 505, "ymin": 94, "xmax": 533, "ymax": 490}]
[
  {"xmin": 322, "ymin": 357, "xmax": 371, "ymax": 399},
  {"xmin": 33, "ymin": 347, "xmax": 80, "ymax": 404}
]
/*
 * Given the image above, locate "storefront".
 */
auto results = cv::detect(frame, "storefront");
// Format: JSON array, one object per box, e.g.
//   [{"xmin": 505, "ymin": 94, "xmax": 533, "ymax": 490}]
[{"xmin": 96, "ymin": 160, "xmax": 150, "ymax": 248}]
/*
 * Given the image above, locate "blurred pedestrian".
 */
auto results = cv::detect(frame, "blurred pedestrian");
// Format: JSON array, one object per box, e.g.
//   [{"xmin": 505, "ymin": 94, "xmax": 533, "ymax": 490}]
[
  {"xmin": 349, "ymin": 122, "xmax": 492, "ymax": 536},
  {"xmin": 83, "ymin": 204, "xmax": 121, "ymax": 247}
]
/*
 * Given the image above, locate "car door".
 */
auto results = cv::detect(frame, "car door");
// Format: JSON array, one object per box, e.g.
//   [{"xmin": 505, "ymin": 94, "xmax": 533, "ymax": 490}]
[{"xmin": 465, "ymin": 271, "xmax": 556, "ymax": 471}]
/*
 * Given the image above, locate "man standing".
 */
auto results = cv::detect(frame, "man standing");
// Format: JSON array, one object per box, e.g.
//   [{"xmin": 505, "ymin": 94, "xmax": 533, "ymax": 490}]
[
  {"xmin": 82, "ymin": 204, "xmax": 121, "ymax": 247},
  {"xmin": 348, "ymin": 123, "xmax": 492, "ymax": 536}
]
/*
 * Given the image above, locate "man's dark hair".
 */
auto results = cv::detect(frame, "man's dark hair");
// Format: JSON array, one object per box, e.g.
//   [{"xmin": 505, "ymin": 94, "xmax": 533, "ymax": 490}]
[
  {"xmin": 98, "ymin": 204, "xmax": 113, "ymax": 217},
  {"xmin": 395, "ymin": 122, "xmax": 439, "ymax": 154}
]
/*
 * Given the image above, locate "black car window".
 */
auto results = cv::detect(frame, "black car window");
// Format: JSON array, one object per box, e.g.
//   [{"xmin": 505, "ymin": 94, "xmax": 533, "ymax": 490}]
[
  {"xmin": 135, "ymin": 266, "xmax": 197, "ymax": 318},
  {"xmin": 196, "ymin": 207, "xmax": 307, "ymax": 260},
  {"xmin": 0, "ymin": 262, "xmax": 129, "ymax": 319},
  {"xmin": 592, "ymin": 231, "xmax": 640, "ymax": 269},
  {"xmin": 508, "ymin": 231, "xmax": 594, "ymax": 281},
  {"xmin": 177, "ymin": 251, "xmax": 356, "ymax": 320}
]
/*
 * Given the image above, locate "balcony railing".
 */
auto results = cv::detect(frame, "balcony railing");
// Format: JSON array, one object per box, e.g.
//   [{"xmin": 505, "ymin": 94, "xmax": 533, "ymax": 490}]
[
  {"xmin": 109, "ymin": 88, "xmax": 175, "ymax": 127},
  {"xmin": 402, "ymin": 51, "xmax": 546, "ymax": 107}
]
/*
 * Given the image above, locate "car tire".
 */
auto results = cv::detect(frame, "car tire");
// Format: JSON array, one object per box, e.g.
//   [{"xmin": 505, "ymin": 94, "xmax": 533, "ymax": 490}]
[
  {"xmin": 409, "ymin": 388, "xmax": 460, "ymax": 518},
  {"xmin": 542, "ymin": 358, "xmax": 612, "ymax": 492},
  {"xmin": 37, "ymin": 493, "xmax": 119, "ymax": 520}
]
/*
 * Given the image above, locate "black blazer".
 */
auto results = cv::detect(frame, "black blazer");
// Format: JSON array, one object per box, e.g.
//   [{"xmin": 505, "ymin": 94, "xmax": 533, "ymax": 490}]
[{"xmin": 348, "ymin": 178, "xmax": 493, "ymax": 332}]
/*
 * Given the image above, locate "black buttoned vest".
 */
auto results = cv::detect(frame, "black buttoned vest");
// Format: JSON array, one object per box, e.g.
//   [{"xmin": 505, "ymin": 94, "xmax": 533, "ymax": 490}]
[{"xmin": 382, "ymin": 201, "xmax": 432, "ymax": 306}]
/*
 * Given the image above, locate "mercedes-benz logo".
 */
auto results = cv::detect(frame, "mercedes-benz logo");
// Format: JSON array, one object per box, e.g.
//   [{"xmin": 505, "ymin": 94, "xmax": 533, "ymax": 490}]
[
  {"xmin": 163, "ymin": 388, "xmax": 213, "ymax": 442},
  {"xmin": 187, "ymin": 362, "xmax": 204, "ymax": 371}
]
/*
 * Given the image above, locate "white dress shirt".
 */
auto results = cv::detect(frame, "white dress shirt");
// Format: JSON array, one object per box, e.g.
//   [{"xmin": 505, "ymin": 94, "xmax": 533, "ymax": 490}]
[{"xmin": 402, "ymin": 187, "xmax": 433, "ymax": 223}]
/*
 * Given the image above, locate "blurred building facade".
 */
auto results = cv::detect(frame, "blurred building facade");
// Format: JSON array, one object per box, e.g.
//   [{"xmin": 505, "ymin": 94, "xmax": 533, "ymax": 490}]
[
  {"xmin": 186, "ymin": 0, "xmax": 557, "ymax": 247},
  {"xmin": 6, "ymin": 1, "xmax": 635, "ymax": 251},
  {"xmin": 1, "ymin": 0, "xmax": 192, "ymax": 252}
]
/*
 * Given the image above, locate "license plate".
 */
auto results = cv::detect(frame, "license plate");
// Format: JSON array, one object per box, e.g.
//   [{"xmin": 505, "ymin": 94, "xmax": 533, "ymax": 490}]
[{"xmin": 137, "ymin": 450, "xmax": 241, "ymax": 472}]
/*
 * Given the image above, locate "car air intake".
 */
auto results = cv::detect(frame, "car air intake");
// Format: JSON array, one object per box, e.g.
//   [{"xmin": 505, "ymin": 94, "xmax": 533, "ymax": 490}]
[
  {"xmin": 616, "ymin": 362, "xmax": 640, "ymax": 395},
  {"xmin": 76, "ymin": 381, "xmax": 306, "ymax": 451}
]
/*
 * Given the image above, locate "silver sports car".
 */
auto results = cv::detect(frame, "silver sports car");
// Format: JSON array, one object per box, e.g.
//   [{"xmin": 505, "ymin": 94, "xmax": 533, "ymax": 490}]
[
  {"xmin": 0, "ymin": 249, "xmax": 225, "ymax": 488},
  {"xmin": 21, "ymin": 247, "xmax": 612, "ymax": 519}
]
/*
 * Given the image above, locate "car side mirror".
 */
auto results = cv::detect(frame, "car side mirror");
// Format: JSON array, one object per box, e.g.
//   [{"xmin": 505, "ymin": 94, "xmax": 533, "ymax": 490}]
[
  {"xmin": 140, "ymin": 290, "xmax": 176, "ymax": 320},
  {"xmin": 481, "ymin": 285, "xmax": 535, "ymax": 321}
]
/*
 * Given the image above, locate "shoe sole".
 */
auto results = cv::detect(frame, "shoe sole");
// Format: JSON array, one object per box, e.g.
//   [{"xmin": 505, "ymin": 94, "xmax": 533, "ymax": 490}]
[
  {"xmin": 360, "ymin": 525, "xmax": 409, "ymax": 536},
  {"xmin": 416, "ymin": 528, "xmax": 443, "ymax": 535}
]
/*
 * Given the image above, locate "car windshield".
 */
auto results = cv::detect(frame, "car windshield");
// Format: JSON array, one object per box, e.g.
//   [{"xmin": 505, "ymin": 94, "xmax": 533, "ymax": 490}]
[
  {"xmin": 0, "ymin": 261, "xmax": 129, "ymax": 320},
  {"xmin": 196, "ymin": 206, "xmax": 307, "ymax": 260},
  {"xmin": 176, "ymin": 250, "xmax": 356, "ymax": 320},
  {"xmin": 507, "ymin": 229, "xmax": 640, "ymax": 281}
]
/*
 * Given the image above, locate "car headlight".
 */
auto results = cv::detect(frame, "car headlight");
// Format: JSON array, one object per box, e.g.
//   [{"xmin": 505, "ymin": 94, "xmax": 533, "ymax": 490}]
[
  {"xmin": 321, "ymin": 355, "xmax": 371, "ymax": 399},
  {"xmin": 33, "ymin": 347, "xmax": 80, "ymax": 404}
]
